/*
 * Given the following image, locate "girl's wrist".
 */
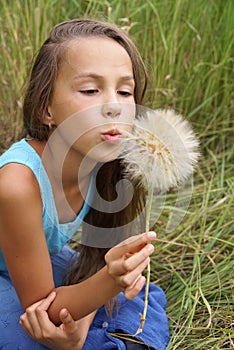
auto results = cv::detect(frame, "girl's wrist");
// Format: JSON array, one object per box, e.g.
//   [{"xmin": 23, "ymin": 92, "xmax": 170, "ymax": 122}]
[
  {"xmin": 49, "ymin": 266, "xmax": 123, "ymax": 323},
  {"xmin": 99, "ymin": 265, "xmax": 123, "ymax": 296}
]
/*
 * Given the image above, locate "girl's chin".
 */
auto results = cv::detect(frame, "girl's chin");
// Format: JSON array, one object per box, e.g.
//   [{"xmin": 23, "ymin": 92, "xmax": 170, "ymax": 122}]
[
  {"xmin": 90, "ymin": 149, "xmax": 120, "ymax": 164},
  {"xmin": 85, "ymin": 141, "xmax": 121, "ymax": 163},
  {"xmin": 96, "ymin": 153, "xmax": 119, "ymax": 163}
]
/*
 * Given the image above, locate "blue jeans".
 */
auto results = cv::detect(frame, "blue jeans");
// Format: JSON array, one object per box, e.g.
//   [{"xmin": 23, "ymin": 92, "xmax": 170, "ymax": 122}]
[{"xmin": 0, "ymin": 245, "xmax": 170, "ymax": 349}]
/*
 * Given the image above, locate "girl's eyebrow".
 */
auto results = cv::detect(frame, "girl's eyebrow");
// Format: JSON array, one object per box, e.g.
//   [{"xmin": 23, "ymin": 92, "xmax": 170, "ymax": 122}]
[
  {"xmin": 73, "ymin": 73, "xmax": 102, "ymax": 80},
  {"xmin": 73, "ymin": 73, "xmax": 135, "ymax": 83},
  {"xmin": 120, "ymin": 75, "xmax": 135, "ymax": 84}
]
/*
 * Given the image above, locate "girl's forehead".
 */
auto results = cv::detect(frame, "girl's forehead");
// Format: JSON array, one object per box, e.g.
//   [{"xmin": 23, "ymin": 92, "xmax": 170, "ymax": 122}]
[{"xmin": 61, "ymin": 37, "xmax": 133, "ymax": 72}]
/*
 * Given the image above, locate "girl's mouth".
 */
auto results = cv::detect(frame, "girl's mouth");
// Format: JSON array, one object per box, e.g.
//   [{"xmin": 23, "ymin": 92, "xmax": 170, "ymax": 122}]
[{"xmin": 101, "ymin": 129, "xmax": 121, "ymax": 142}]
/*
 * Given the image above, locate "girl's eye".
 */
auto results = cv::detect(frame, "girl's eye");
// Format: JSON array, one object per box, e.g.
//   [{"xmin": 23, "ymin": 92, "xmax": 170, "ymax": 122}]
[
  {"xmin": 118, "ymin": 91, "xmax": 133, "ymax": 97},
  {"xmin": 79, "ymin": 89, "xmax": 99, "ymax": 95}
]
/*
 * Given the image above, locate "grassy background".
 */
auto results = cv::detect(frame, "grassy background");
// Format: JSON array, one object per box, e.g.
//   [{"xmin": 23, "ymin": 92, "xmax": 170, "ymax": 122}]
[{"xmin": 0, "ymin": 0, "xmax": 233, "ymax": 348}]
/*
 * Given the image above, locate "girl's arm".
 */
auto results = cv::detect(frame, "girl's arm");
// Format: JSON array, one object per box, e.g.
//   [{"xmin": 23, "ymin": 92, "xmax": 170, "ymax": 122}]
[
  {"xmin": 0, "ymin": 163, "xmax": 55, "ymax": 308},
  {"xmin": 0, "ymin": 163, "xmax": 155, "ymax": 325},
  {"xmin": 20, "ymin": 292, "xmax": 96, "ymax": 350}
]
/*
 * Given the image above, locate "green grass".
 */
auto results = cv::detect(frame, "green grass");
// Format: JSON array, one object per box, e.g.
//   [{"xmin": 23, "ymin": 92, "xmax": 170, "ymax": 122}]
[{"xmin": 1, "ymin": 0, "xmax": 233, "ymax": 348}]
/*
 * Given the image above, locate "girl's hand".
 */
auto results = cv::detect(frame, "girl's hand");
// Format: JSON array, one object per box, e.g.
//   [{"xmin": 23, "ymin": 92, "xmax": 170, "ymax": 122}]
[
  {"xmin": 104, "ymin": 231, "xmax": 156, "ymax": 300},
  {"xmin": 19, "ymin": 291, "xmax": 95, "ymax": 350}
]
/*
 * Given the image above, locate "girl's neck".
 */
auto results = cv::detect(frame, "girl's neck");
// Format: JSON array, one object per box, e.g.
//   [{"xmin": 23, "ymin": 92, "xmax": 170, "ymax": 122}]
[
  {"xmin": 30, "ymin": 137, "xmax": 95, "ymax": 184},
  {"xmin": 28, "ymin": 137, "xmax": 96, "ymax": 223}
]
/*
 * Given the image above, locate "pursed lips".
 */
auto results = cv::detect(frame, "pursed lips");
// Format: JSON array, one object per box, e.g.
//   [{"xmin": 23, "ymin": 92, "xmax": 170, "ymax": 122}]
[{"xmin": 101, "ymin": 129, "xmax": 121, "ymax": 142}]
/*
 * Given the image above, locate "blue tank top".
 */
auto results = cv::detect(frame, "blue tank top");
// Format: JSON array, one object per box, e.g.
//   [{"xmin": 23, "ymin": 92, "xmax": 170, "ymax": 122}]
[{"xmin": 0, "ymin": 139, "xmax": 92, "ymax": 271}]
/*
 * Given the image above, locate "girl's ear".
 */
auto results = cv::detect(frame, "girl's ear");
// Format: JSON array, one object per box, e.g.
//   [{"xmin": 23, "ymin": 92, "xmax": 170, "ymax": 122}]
[{"xmin": 43, "ymin": 106, "xmax": 55, "ymax": 127}]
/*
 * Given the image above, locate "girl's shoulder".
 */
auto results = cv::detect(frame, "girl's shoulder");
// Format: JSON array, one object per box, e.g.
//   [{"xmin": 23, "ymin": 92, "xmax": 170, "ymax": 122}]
[
  {"xmin": 0, "ymin": 141, "xmax": 42, "ymax": 206},
  {"xmin": 0, "ymin": 138, "xmax": 45, "ymax": 205},
  {"xmin": 0, "ymin": 139, "xmax": 41, "ymax": 171}
]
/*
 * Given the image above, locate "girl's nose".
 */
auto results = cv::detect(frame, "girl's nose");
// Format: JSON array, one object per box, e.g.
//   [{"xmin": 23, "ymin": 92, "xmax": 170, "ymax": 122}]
[{"xmin": 102, "ymin": 102, "xmax": 121, "ymax": 119}]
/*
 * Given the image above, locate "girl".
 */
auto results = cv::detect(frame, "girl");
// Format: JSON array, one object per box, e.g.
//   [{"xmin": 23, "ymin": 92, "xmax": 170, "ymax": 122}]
[{"xmin": 0, "ymin": 19, "xmax": 169, "ymax": 349}]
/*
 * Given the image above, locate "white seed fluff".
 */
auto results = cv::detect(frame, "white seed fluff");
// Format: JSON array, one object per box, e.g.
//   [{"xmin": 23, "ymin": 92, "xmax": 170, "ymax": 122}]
[{"xmin": 120, "ymin": 109, "xmax": 200, "ymax": 192}]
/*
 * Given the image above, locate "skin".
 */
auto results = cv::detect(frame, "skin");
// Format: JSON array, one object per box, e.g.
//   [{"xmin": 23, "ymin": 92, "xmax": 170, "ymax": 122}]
[{"xmin": 0, "ymin": 37, "xmax": 155, "ymax": 349}]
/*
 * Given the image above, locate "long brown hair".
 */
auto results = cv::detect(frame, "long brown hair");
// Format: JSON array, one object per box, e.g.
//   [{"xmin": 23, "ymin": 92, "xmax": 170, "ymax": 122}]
[
  {"xmin": 23, "ymin": 18, "xmax": 148, "ymax": 140},
  {"xmin": 66, "ymin": 159, "xmax": 147, "ymax": 285},
  {"xmin": 23, "ymin": 18, "xmax": 148, "ymax": 291}
]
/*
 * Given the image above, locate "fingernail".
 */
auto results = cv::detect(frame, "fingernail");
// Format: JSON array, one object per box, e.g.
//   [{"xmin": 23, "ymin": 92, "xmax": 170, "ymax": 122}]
[
  {"xmin": 139, "ymin": 276, "xmax": 146, "ymax": 285},
  {"xmin": 144, "ymin": 257, "xmax": 150, "ymax": 264},
  {"xmin": 147, "ymin": 244, "xmax": 154, "ymax": 252},
  {"xmin": 63, "ymin": 309, "xmax": 68, "ymax": 317},
  {"xmin": 148, "ymin": 231, "xmax": 156, "ymax": 239},
  {"xmin": 51, "ymin": 291, "xmax": 56, "ymax": 296},
  {"xmin": 60, "ymin": 308, "xmax": 68, "ymax": 318}
]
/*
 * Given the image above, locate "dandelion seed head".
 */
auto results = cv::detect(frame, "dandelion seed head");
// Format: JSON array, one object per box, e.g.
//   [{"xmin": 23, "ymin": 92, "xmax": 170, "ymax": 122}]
[{"xmin": 120, "ymin": 109, "xmax": 200, "ymax": 192}]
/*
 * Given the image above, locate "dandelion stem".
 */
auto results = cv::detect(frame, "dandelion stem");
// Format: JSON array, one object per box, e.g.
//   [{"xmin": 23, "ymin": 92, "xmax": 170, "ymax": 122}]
[
  {"xmin": 135, "ymin": 188, "xmax": 154, "ymax": 335},
  {"xmin": 145, "ymin": 189, "xmax": 154, "ymax": 232}
]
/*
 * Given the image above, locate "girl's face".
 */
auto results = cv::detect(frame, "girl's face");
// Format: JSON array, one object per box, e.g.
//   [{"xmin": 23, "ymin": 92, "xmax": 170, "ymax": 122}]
[{"xmin": 46, "ymin": 37, "xmax": 136, "ymax": 163}]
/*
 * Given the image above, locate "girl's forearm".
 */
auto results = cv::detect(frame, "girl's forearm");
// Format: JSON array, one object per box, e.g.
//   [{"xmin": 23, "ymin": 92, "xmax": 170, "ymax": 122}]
[{"xmin": 49, "ymin": 266, "xmax": 122, "ymax": 324}]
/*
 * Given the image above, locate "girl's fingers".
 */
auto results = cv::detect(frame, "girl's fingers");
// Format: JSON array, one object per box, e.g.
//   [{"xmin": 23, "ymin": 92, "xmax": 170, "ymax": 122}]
[
  {"xmin": 122, "ymin": 243, "xmax": 154, "ymax": 273},
  {"xmin": 104, "ymin": 232, "xmax": 156, "ymax": 296},
  {"xmin": 19, "ymin": 315, "xmax": 34, "ymax": 337},
  {"xmin": 124, "ymin": 275, "xmax": 146, "ymax": 300},
  {"xmin": 32, "ymin": 291, "xmax": 57, "ymax": 333},
  {"xmin": 19, "ymin": 291, "xmax": 57, "ymax": 339},
  {"xmin": 109, "ymin": 232, "xmax": 156, "ymax": 260},
  {"xmin": 59, "ymin": 309, "xmax": 77, "ymax": 335},
  {"xmin": 118, "ymin": 256, "xmax": 150, "ymax": 288},
  {"xmin": 20, "ymin": 308, "xmax": 44, "ymax": 339},
  {"xmin": 107, "ymin": 242, "xmax": 154, "ymax": 276},
  {"xmin": 36, "ymin": 291, "xmax": 57, "ymax": 311}
]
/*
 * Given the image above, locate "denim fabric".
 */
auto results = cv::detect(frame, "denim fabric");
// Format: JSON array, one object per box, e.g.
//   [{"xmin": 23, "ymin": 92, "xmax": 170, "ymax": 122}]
[
  {"xmin": 0, "ymin": 245, "xmax": 75, "ymax": 349},
  {"xmin": 0, "ymin": 245, "xmax": 170, "ymax": 349},
  {"xmin": 83, "ymin": 284, "xmax": 170, "ymax": 350}
]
